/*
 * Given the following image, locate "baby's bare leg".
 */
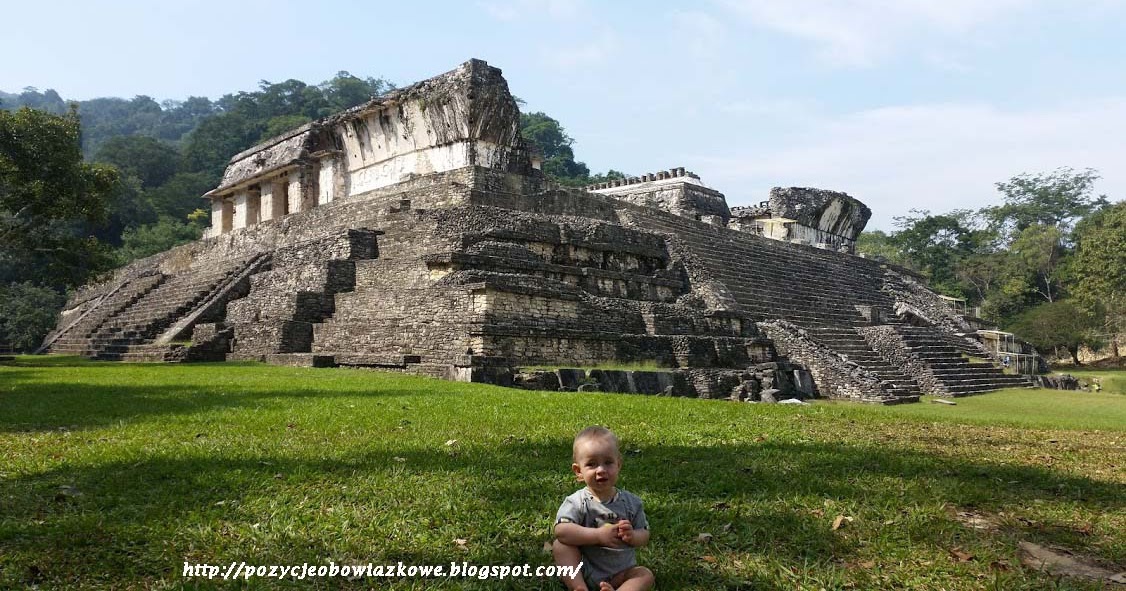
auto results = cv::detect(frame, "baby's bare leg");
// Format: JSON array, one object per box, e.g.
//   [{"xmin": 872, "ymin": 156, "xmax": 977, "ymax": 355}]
[
  {"xmin": 608, "ymin": 566, "xmax": 655, "ymax": 591},
  {"xmin": 552, "ymin": 540, "xmax": 588, "ymax": 591}
]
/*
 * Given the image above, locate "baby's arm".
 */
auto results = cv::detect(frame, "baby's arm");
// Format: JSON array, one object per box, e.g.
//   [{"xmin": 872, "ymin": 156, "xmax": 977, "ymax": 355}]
[
  {"xmin": 615, "ymin": 520, "xmax": 650, "ymax": 547},
  {"xmin": 555, "ymin": 522, "xmax": 627, "ymax": 549},
  {"xmin": 627, "ymin": 527, "xmax": 649, "ymax": 547}
]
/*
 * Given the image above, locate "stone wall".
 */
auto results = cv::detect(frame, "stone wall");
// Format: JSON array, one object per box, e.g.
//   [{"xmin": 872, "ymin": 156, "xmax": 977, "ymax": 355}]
[{"xmin": 587, "ymin": 169, "xmax": 730, "ymax": 223}]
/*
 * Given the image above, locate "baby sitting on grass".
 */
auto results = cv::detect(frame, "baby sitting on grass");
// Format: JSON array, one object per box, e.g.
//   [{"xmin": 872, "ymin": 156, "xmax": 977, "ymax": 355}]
[{"xmin": 552, "ymin": 426, "xmax": 655, "ymax": 591}]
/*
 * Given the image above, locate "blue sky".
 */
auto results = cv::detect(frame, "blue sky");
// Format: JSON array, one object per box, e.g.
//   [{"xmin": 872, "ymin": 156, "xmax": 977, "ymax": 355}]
[{"xmin": 4, "ymin": 0, "xmax": 1124, "ymax": 229}]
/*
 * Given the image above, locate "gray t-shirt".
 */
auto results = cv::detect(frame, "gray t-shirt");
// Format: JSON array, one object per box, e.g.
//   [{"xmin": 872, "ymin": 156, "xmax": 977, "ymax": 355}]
[{"xmin": 555, "ymin": 488, "xmax": 649, "ymax": 585}]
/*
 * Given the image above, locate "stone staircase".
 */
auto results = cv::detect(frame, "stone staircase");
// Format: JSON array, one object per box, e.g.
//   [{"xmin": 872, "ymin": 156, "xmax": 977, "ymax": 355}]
[
  {"xmin": 619, "ymin": 209, "xmax": 925, "ymax": 401},
  {"xmin": 47, "ymin": 273, "xmax": 166, "ymax": 354},
  {"xmin": 805, "ymin": 325, "xmax": 924, "ymax": 399},
  {"xmin": 622, "ymin": 210, "xmax": 894, "ymax": 322},
  {"xmin": 894, "ymin": 326, "xmax": 1032, "ymax": 396},
  {"xmin": 54, "ymin": 257, "xmax": 261, "ymax": 361}
]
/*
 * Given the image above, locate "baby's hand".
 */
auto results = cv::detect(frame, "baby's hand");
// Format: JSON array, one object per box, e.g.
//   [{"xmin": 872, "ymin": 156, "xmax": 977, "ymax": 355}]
[
  {"xmin": 598, "ymin": 524, "xmax": 627, "ymax": 548},
  {"xmin": 616, "ymin": 520, "xmax": 633, "ymax": 544}
]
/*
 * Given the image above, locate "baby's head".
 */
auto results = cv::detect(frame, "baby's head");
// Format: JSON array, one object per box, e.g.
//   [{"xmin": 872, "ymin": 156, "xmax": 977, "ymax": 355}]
[
  {"xmin": 571, "ymin": 426, "xmax": 622, "ymax": 494},
  {"xmin": 572, "ymin": 425, "xmax": 620, "ymax": 459}
]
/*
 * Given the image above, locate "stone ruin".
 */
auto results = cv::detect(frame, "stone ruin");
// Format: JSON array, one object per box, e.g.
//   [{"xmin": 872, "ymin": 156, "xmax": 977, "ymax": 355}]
[{"xmin": 41, "ymin": 59, "xmax": 1041, "ymax": 404}]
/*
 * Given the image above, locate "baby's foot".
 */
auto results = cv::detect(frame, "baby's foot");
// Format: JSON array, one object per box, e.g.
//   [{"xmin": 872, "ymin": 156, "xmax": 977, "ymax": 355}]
[{"xmin": 599, "ymin": 582, "xmax": 615, "ymax": 591}]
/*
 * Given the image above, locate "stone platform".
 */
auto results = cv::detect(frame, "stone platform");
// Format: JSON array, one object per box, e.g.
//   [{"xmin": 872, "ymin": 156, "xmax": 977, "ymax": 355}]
[{"xmin": 44, "ymin": 59, "xmax": 1041, "ymax": 403}]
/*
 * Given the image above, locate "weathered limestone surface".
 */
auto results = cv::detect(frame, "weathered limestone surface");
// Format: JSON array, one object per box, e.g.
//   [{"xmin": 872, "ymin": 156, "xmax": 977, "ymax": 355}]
[
  {"xmin": 202, "ymin": 59, "xmax": 535, "ymax": 238},
  {"xmin": 46, "ymin": 59, "xmax": 1043, "ymax": 403},
  {"xmin": 587, "ymin": 169, "xmax": 730, "ymax": 223},
  {"xmin": 729, "ymin": 187, "xmax": 871, "ymax": 252}
]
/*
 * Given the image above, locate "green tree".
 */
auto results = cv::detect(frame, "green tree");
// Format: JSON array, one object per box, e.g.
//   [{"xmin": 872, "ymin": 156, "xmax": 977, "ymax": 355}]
[
  {"xmin": 1068, "ymin": 201, "xmax": 1126, "ymax": 357},
  {"xmin": 97, "ymin": 175, "xmax": 157, "ymax": 246},
  {"xmin": 180, "ymin": 111, "xmax": 260, "ymax": 179},
  {"xmin": 889, "ymin": 209, "xmax": 983, "ymax": 297},
  {"xmin": 320, "ymin": 71, "xmax": 391, "ymax": 114},
  {"xmin": 856, "ymin": 230, "xmax": 905, "ymax": 263},
  {"xmin": 0, "ymin": 282, "xmax": 66, "ymax": 352},
  {"xmin": 986, "ymin": 167, "xmax": 1109, "ymax": 242},
  {"xmin": 93, "ymin": 135, "xmax": 180, "ymax": 188},
  {"xmin": 1, "ymin": 107, "xmax": 119, "ymax": 287},
  {"xmin": 262, "ymin": 114, "xmax": 312, "ymax": 139},
  {"xmin": 956, "ymin": 251, "xmax": 1008, "ymax": 305},
  {"xmin": 144, "ymin": 171, "xmax": 216, "ymax": 221},
  {"xmin": 116, "ymin": 217, "xmax": 202, "ymax": 264},
  {"xmin": 1008, "ymin": 224, "xmax": 1066, "ymax": 303},
  {"xmin": 1006, "ymin": 300, "xmax": 1101, "ymax": 365},
  {"xmin": 519, "ymin": 112, "xmax": 591, "ymax": 185}
]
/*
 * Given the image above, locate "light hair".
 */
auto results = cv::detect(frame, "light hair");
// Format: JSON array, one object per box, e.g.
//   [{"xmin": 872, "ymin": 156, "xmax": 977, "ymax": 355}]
[{"xmin": 572, "ymin": 425, "xmax": 620, "ymax": 460}]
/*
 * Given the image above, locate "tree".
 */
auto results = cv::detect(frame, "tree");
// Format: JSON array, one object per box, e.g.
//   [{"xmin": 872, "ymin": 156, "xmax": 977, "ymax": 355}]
[
  {"xmin": 0, "ymin": 282, "xmax": 66, "ymax": 352},
  {"xmin": 889, "ymin": 209, "xmax": 984, "ymax": 297},
  {"xmin": 856, "ymin": 230, "xmax": 905, "ymax": 263},
  {"xmin": 0, "ymin": 107, "xmax": 120, "ymax": 287},
  {"xmin": 116, "ymin": 217, "xmax": 202, "ymax": 264},
  {"xmin": 144, "ymin": 171, "xmax": 216, "ymax": 221},
  {"xmin": 180, "ymin": 111, "xmax": 260, "ymax": 179},
  {"xmin": 1006, "ymin": 300, "xmax": 1101, "ymax": 365},
  {"xmin": 1008, "ymin": 224, "xmax": 1065, "ymax": 303},
  {"xmin": 1068, "ymin": 201, "xmax": 1126, "ymax": 357},
  {"xmin": 93, "ymin": 135, "xmax": 180, "ymax": 188},
  {"xmin": 986, "ymin": 167, "xmax": 1109, "ymax": 242},
  {"xmin": 320, "ymin": 71, "xmax": 391, "ymax": 114},
  {"xmin": 262, "ymin": 114, "xmax": 312, "ymax": 139},
  {"xmin": 519, "ymin": 112, "xmax": 591, "ymax": 185}
]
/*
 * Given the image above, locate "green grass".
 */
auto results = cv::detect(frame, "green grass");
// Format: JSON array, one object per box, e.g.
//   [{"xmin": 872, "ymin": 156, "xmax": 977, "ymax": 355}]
[
  {"xmin": 853, "ymin": 389, "xmax": 1126, "ymax": 431},
  {"xmin": 1060, "ymin": 368, "xmax": 1126, "ymax": 395},
  {"xmin": 1, "ymin": 357, "xmax": 1123, "ymax": 590}
]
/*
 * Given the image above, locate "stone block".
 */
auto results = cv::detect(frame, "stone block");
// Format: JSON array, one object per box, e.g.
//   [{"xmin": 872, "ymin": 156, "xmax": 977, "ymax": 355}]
[
  {"xmin": 589, "ymin": 369, "xmax": 630, "ymax": 393},
  {"xmin": 556, "ymin": 368, "xmax": 587, "ymax": 390},
  {"xmin": 630, "ymin": 371, "xmax": 664, "ymax": 394}
]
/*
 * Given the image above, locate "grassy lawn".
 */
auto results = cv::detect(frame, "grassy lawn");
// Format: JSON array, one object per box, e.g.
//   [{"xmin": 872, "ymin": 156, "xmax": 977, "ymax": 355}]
[
  {"xmin": 1, "ymin": 356, "xmax": 1123, "ymax": 590},
  {"xmin": 1060, "ymin": 368, "xmax": 1126, "ymax": 396}
]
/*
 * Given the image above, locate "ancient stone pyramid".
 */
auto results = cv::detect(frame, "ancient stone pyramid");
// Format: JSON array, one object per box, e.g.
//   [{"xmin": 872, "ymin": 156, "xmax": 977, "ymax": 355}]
[{"xmin": 43, "ymin": 60, "xmax": 1037, "ymax": 403}]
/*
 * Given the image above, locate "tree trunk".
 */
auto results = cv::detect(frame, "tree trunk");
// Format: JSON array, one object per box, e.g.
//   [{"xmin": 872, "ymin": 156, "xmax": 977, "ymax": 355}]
[{"xmin": 1069, "ymin": 345, "xmax": 1082, "ymax": 365}]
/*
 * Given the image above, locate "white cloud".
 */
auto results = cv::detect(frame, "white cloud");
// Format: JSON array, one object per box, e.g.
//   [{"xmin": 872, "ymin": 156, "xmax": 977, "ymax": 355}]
[
  {"xmin": 719, "ymin": 0, "xmax": 1034, "ymax": 66},
  {"xmin": 697, "ymin": 98, "xmax": 1126, "ymax": 229}
]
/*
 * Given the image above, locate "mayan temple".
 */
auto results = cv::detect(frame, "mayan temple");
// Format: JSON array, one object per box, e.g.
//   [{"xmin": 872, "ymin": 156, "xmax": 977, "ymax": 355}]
[{"xmin": 42, "ymin": 60, "xmax": 1040, "ymax": 403}]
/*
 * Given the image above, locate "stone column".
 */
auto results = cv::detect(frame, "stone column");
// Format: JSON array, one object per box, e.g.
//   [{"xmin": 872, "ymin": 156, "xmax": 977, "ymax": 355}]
[
  {"xmin": 318, "ymin": 155, "xmax": 336, "ymax": 206},
  {"xmin": 211, "ymin": 197, "xmax": 233, "ymax": 234},
  {"xmin": 287, "ymin": 166, "xmax": 316, "ymax": 213},
  {"xmin": 259, "ymin": 178, "xmax": 288, "ymax": 222},
  {"xmin": 232, "ymin": 188, "xmax": 261, "ymax": 230}
]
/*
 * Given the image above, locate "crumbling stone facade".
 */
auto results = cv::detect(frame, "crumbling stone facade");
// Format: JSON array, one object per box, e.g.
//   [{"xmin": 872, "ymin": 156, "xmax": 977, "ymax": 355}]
[{"xmin": 43, "ymin": 59, "xmax": 1040, "ymax": 403}]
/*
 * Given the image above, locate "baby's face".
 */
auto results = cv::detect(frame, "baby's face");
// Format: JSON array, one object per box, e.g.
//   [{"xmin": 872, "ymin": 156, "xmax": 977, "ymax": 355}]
[{"xmin": 572, "ymin": 436, "xmax": 621, "ymax": 496}]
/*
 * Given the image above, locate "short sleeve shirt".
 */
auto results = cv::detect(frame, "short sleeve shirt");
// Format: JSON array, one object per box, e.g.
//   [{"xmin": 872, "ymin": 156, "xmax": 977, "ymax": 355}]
[{"xmin": 555, "ymin": 488, "xmax": 648, "ymax": 584}]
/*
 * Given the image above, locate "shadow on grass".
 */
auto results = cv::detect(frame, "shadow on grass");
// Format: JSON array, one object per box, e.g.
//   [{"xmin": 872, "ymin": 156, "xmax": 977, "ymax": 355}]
[
  {"xmin": 0, "ymin": 374, "xmax": 438, "ymax": 434},
  {"xmin": 2, "ymin": 436, "xmax": 1122, "ymax": 589}
]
